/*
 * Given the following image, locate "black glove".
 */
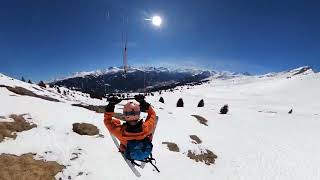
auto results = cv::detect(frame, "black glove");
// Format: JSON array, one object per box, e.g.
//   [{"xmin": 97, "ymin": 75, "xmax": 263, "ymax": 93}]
[
  {"xmin": 105, "ymin": 96, "xmax": 122, "ymax": 112},
  {"xmin": 134, "ymin": 94, "xmax": 150, "ymax": 112},
  {"xmin": 107, "ymin": 96, "xmax": 122, "ymax": 105},
  {"xmin": 134, "ymin": 94, "xmax": 145, "ymax": 103}
]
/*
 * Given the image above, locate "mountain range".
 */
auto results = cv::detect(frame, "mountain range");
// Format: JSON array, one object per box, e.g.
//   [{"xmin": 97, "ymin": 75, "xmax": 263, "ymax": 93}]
[{"xmin": 50, "ymin": 66, "xmax": 251, "ymax": 98}]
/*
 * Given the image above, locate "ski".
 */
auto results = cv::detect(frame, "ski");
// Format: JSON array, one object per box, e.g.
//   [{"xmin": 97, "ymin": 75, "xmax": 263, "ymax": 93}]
[
  {"xmin": 140, "ymin": 116, "xmax": 159, "ymax": 169},
  {"xmin": 110, "ymin": 134, "xmax": 142, "ymax": 177}
]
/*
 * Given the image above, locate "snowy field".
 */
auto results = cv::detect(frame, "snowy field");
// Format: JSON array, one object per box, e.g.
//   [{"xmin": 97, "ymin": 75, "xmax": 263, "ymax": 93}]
[{"xmin": 0, "ymin": 67, "xmax": 320, "ymax": 180}]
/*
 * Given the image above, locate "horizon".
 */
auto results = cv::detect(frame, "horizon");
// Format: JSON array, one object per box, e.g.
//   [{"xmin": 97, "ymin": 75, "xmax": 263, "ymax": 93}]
[
  {"xmin": 48, "ymin": 64, "xmax": 317, "ymax": 82},
  {"xmin": 0, "ymin": 64, "xmax": 315, "ymax": 84},
  {"xmin": 1, "ymin": 0, "xmax": 320, "ymax": 82}
]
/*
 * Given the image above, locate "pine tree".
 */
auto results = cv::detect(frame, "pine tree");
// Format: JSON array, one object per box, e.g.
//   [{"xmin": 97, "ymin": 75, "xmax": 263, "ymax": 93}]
[
  {"xmin": 28, "ymin": 80, "xmax": 32, "ymax": 84},
  {"xmin": 38, "ymin": 81, "xmax": 46, "ymax": 88},
  {"xmin": 197, "ymin": 99, "xmax": 204, "ymax": 107},
  {"xmin": 220, "ymin": 104, "xmax": 229, "ymax": 114},
  {"xmin": 177, "ymin": 98, "xmax": 184, "ymax": 107},
  {"xmin": 57, "ymin": 87, "xmax": 61, "ymax": 94},
  {"xmin": 159, "ymin": 97, "xmax": 164, "ymax": 103},
  {"xmin": 21, "ymin": 77, "xmax": 26, "ymax": 82}
]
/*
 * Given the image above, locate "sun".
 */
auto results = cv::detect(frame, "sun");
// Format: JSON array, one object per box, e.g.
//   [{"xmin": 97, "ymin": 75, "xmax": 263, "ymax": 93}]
[{"xmin": 152, "ymin": 16, "xmax": 162, "ymax": 26}]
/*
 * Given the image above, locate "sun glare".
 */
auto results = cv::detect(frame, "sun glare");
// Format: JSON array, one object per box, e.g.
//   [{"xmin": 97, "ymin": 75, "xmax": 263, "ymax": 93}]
[{"xmin": 152, "ymin": 16, "xmax": 162, "ymax": 26}]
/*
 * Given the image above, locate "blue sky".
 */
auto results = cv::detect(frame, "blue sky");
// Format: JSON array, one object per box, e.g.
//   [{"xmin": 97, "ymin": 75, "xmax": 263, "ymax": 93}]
[{"xmin": 0, "ymin": 0, "xmax": 319, "ymax": 82}]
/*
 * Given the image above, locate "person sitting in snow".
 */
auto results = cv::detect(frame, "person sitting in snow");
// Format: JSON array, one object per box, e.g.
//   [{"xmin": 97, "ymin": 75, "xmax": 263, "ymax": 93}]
[{"xmin": 104, "ymin": 94, "xmax": 156, "ymax": 153}]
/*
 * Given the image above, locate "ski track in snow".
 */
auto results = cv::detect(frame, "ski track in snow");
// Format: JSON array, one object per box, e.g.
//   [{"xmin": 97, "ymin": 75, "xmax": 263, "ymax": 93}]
[{"xmin": 1, "ymin": 70, "xmax": 320, "ymax": 180}]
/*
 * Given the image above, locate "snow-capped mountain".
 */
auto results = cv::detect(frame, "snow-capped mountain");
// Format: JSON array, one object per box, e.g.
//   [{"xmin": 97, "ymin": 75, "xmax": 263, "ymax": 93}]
[
  {"xmin": 258, "ymin": 66, "xmax": 314, "ymax": 78},
  {"xmin": 53, "ymin": 66, "xmax": 217, "ymax": 81},
  {"xmin": 1, "ymin": 66, "xmax": 320, "ymax": 180},
  {"xmin": 50, "ymin": 66, "xmax": 251, "ymax": 97}
]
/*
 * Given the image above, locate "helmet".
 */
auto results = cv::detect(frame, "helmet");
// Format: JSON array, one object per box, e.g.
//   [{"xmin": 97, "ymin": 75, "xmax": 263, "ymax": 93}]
[{"xmin": 123, "ymin": 102, "xmax": 140, "ymax": 121}]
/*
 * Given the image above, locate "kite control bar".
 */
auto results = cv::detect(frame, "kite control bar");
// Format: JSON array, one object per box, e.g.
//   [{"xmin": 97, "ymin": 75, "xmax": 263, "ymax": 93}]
[
  {"xmin": 118, "ymin": 97, "xmax": 136, "ymax": 100},
  {"xmin": 106, "ymin": 94, "xmax": 145, "ymax": 102},
  {"xmin": 106, "ymin": 97, "xmax": 135, "ymax": 102}
]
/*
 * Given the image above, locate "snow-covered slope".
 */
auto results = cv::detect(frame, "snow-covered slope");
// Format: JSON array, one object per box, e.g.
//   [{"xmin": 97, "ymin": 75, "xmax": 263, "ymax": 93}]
[
  {"xmin": 1, "ymin": 67, "xmax": 320, "ymax": 180},
  {"xmin": 0, "ymin": 73, "xmax": 106, "ymax": 105}
]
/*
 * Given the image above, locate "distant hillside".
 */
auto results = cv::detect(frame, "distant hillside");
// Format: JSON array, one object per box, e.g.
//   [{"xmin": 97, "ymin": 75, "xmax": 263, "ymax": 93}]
[{"xmin": 50, "ymin": 66, "xmax": 221, "ymax": 97}]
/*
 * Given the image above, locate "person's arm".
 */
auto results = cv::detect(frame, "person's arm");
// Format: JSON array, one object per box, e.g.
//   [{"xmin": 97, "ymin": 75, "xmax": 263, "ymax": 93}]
[
  {"xmin": 104, "ymin": 97, "xmax": 123, "ymax": 139},
  {"xmin": 142, "ymin": 105, "xmax": 156, "ymax": 135},
  {"xmin": 134, "ymin": 95, "xmax": 157, "ymax": 135},
  {"xmin": 104, "ymin": 111, "xmax": 122, "ymax": 136}
]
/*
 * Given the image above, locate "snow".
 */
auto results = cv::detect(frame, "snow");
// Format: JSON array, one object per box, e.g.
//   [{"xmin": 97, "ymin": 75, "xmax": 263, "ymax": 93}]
[
  {"xmin": 52, "ymin": 67, "xmax": 123, "ymax": 82},
  {"xmin": 50, "ymin": 66, "xmax": 222, "ymax": 82},
  {"xmin": 1, "ymin": 68, "xmax": 320, "ymax": 180},
  {"xmin": 0, "ymin": 73, "xmax": 107, "ymax": 106}
]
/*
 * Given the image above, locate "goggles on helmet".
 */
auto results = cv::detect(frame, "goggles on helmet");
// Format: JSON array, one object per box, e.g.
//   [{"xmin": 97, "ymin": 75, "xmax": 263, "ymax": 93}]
[{"xmin": 123, "ymin": 111, "xmax": 140, "ymax": 116}]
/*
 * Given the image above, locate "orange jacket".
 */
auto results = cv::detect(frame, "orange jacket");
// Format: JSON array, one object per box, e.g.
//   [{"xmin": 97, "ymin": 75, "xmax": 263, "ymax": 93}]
[{"xmin": 104, "ymin": 106, "xmax": 156, "ymax": 146}]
